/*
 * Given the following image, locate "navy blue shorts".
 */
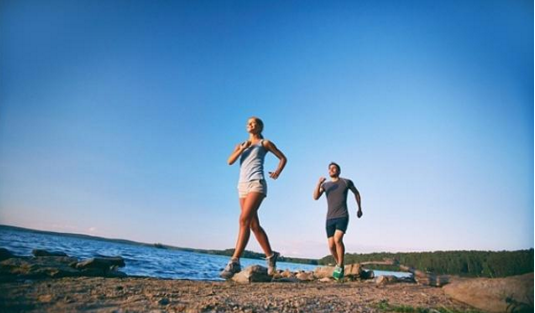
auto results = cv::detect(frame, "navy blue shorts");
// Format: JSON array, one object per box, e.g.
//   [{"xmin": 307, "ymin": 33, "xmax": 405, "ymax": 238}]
[{"xmin": 325, "ymin": 217, "xmax": 349, "ymax": 238}]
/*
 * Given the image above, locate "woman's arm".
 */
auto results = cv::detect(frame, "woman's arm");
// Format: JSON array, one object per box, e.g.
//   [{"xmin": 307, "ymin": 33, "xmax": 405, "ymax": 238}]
[
  {"xmin": 262, "ymin": 140, "xmax": 287, "ymax": 179},
  {"xmin": 228, "ymin": 141, "xmax": 251, "ymax": 165}
]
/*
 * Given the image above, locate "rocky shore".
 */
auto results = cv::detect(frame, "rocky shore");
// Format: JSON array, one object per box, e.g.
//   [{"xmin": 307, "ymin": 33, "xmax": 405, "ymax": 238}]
[
  {"xmin": 1, "ymin": 276, "xmax": 471, "ymax": 313},
  {"xmin": 0, "ymin": 248, "xmax": 532, "ymax": 312}
]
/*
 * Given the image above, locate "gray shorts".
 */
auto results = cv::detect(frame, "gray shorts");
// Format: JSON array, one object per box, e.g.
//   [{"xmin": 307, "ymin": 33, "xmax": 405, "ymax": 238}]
[{"xmin": 238, "ymin": 179, "xmax": 267, "ymax": 198}]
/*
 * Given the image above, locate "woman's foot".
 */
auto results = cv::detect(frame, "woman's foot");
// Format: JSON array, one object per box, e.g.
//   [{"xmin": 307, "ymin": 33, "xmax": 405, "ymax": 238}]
[
  {"xmin": 266, "ymin": 252, "xmax": 280, "ymax": 275},
  {"xmin": 220, "ymin": 259, "xmax": 241, "ymax": 279}
]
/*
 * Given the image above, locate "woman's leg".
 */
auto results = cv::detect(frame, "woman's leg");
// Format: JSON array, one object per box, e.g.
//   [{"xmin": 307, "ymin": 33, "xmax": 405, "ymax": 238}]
[
  {"xmin": 250, "ymin": 208, "xmax": 273, "ymax": 257},
  {"xmin": 231, "ymin": 192, "xmax": 265, "ymax": 259}
]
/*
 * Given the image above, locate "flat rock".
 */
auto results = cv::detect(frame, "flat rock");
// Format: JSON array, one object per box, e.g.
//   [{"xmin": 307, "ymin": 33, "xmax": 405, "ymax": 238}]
[{"xmin": 75, "ymin": 257, "xmax": 125, "ymax": 270}]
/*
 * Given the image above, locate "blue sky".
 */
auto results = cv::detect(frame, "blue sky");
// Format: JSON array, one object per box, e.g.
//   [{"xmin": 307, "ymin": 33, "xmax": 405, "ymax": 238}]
[{"xmin": 0, "ymin": 0, "xmax": 533, "ymax": 259}]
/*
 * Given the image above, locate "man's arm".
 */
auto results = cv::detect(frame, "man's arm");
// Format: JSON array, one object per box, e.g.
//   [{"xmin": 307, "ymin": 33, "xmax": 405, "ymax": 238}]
[
  {"xmin": 349, "ymin": 183, "xmax": 362, "ymax": 218},
  {"xmin": 313, "ymin": 177, "xmax": 326, "ymax": 200}
]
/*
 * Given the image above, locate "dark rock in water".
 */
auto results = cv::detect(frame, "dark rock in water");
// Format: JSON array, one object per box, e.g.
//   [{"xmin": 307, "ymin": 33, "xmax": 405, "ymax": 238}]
[
  {"xmin": 360, "ymin": 269, "xmax": 374, "ymax": 280},
  {"xmin": 0, "ymin": 256, "xmax": 80, "ymax": 280},
  {"xmin": 32, "ymin": 249, "xmax": 68, "ymax": 257},
  {"xmin": 0, "ymin": 254, "xmax": 127, "ymax": 281},
  {"xmin": 0, "ymin": 248, "xmax": 15, "ymax": 261},
  {"xmin": 78, "ymin": 267, "xmax": 127, "ymax": 278},
  {"xmin": 75, "ymin": 257, "xmax": 125, "ymax": 270}
]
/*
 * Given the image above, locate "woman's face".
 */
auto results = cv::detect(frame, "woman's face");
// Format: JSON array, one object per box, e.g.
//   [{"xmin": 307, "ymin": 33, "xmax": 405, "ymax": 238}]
[{"xmin": 246, "ymin": 118, "xmax": 262, "ymax": 134}]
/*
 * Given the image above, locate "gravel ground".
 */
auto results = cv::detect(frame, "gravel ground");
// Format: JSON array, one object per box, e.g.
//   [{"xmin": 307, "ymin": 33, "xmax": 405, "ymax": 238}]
[{"xmin": 0, "ymin": 276, "xmax": 476, "ymax": 313}]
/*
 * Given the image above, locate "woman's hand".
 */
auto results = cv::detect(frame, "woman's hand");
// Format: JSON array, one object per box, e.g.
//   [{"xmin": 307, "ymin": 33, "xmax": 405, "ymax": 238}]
[
  {"xmin": 269, "ymin": 171, "xmax": 280, "ymax": 179},
  {"xmin": 240, "ymin": 140, "xmax": 252, "ymax": 151}
]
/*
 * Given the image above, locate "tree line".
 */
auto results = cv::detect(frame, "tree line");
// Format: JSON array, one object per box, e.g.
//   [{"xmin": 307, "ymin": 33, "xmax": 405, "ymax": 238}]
[{"xmin": 319, "ymin": 249, "xmax": 534, "ymax": 278}]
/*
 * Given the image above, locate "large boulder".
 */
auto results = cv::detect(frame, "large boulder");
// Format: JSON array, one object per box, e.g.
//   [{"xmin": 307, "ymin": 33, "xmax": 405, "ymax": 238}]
[
  {"xmin": 232, "ymin": 265, "xmax": 272, "ymax": 283},
  {"xmin": 443, "ymin": 273, "xmax": 534, "ymax": 313},
  {"xmin": 344, "ymin": 263, "xmax": 363, "ymax": 279}
]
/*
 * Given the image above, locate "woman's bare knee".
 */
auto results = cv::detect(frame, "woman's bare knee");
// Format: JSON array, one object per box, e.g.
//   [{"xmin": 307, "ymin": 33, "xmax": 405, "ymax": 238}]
[
  {"xmin": 250, "ymin": 220, "xmax": 262, "ymax": 233},
  {"xmin": 239, "ymin": 215, "xmax": 252, "ymax": 228}
]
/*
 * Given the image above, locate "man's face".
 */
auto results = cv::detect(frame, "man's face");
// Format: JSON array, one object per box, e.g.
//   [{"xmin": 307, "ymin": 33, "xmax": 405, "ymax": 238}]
[{"xmin": 328, "ymin": 164, "xmax": 339, "ymax": 178}]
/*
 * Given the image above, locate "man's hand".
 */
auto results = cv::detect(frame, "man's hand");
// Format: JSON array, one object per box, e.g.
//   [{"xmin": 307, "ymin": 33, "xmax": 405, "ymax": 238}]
[
  {"xmin": 357, "ymin": 209, "xmax": 363, "ymax": 218},
  {"xmin": 318, "ymin": 177, "xmax": 326, "ymax": 185}
]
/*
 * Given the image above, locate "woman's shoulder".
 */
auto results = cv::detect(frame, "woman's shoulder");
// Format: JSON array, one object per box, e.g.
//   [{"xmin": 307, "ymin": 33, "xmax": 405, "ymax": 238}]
[{"xmin": 260, "ymin": 139, "xmax": 272, "ymax": 147}]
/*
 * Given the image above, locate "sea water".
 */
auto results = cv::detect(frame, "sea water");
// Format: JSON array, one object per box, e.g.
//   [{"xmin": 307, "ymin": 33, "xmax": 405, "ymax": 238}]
[{"xmin": 0, "ymin": 226, "xmax": 410, "ymax": 280}]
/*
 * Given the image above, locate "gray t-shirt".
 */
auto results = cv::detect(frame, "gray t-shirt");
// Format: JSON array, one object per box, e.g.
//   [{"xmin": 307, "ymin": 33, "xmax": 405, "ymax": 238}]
[{"xmin": 321, "ymin": 178, "xmax": 354, "ymax": 220}]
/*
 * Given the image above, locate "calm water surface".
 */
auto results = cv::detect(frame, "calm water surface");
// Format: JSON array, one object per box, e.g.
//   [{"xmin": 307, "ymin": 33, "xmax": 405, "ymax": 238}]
[{"xmin": 0, "ymin": 227, "xmax": 410, "ymax": 280}]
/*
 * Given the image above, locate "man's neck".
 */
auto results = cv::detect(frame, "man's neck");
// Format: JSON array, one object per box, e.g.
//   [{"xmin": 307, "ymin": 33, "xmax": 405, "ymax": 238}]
[{"xmin": 330, "ymin": 177, "xmax": 340, "ymax": 182}]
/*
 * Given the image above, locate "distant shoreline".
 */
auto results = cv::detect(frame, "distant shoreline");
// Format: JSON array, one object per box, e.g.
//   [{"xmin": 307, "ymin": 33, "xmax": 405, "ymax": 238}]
[
  {"xmin": 2, "ymin": 224, "xmax": 533, "ymax": 277},
  {"xmin": 0, "ymin": 224, "xmax": 319, "ymax": 265}
]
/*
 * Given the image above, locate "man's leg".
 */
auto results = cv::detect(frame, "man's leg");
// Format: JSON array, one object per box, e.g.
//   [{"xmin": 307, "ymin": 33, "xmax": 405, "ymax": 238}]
[
  {"xmin": 327, "ymin": 237, "xmax": 338, "ymax": 265},
  {"xmin": 333, "ymin": 230, "xmax": 345, "ymax": 266}
]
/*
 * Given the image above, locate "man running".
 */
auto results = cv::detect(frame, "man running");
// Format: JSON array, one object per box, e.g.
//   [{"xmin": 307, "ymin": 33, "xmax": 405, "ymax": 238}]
[{"xmin": 313, "ymin": 162, "xmax": 362, "ymax": 280}]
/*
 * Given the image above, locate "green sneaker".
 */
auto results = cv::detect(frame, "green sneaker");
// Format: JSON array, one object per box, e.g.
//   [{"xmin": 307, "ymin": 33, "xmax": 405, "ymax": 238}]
[{"xmin": 333, "ymin": 265, "xmax": 344, "ymax": 281}]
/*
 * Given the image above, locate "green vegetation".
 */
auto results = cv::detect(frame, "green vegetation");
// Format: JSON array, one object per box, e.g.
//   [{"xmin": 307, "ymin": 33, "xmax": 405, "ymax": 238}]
[{"xmin": 320, "ymin": 250, "xmax": 534, "ymax": 278}]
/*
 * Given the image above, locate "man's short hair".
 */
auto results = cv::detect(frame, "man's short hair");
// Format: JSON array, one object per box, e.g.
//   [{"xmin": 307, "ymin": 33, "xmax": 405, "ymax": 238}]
[{"xmin": 329, "ymin": 162, "xmax": 341, "ymax": 173}]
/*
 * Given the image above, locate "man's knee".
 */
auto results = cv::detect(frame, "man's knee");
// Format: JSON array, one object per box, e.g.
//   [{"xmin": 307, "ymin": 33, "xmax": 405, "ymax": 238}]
[
  {"xmin": 334, "ymin": 234, "xmax": 345, "ymax": 245},
  {"xmin": 327, "ymin": 239, "xmax": 336, "ymax": 250}
]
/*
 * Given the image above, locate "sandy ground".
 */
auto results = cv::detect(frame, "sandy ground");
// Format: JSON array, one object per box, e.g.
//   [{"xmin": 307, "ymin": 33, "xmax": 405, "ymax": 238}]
[{"xmin": 0, "ymin": 276, "xmax": 476, "ymax": 313}]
